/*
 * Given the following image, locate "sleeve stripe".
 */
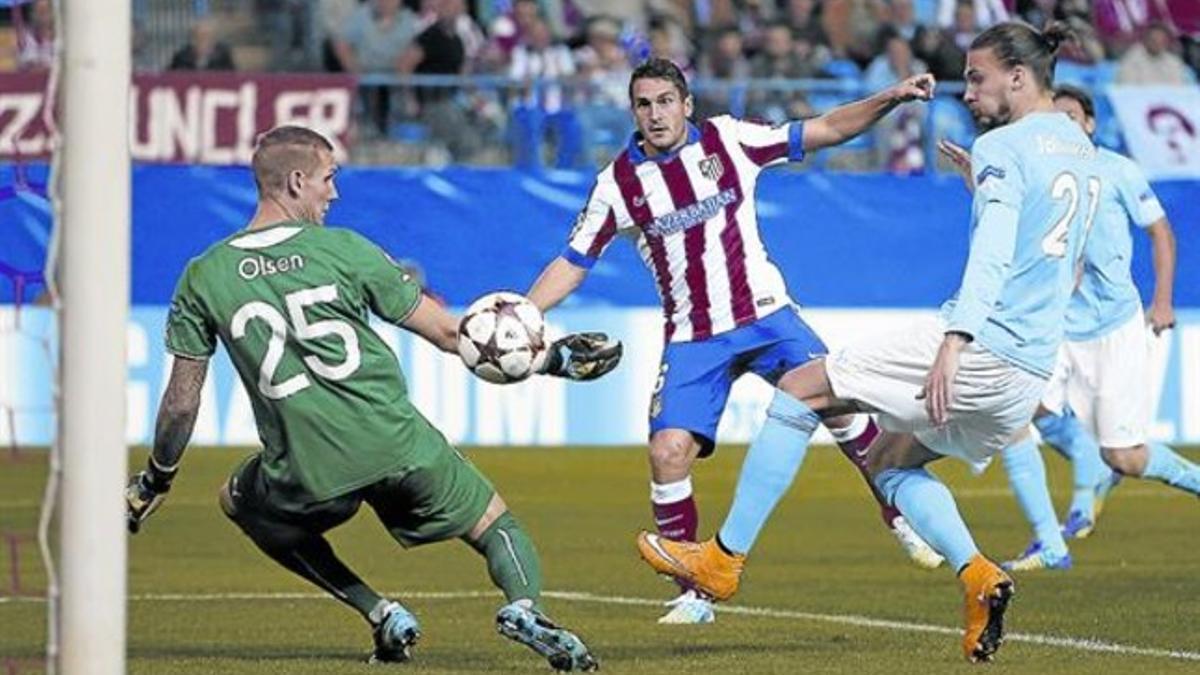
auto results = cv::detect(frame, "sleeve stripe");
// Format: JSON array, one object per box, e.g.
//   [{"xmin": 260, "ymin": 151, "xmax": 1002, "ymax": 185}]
[
  {"xmin": 740, "ymin": 139, "xmax": 790, "ymax": 166},
  {"xmin": 563, "ymin": 247, "xmax": 598, "ymax": 269},
  {"xmin": 585, "ymin": 208, "xmax": 618, "ymax": 257},
  {"xmin": 788, "ymin": 121, "xmax": 805, "ymax": 162}
]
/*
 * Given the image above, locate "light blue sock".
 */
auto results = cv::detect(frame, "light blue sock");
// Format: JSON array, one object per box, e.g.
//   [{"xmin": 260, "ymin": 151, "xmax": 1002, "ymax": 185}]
[
  {"xmin": 1001, "ymin": 436, "xmax": 1068, "ymax": 555},
  {"xmin": 1034, "ymin": 412, "xmax": 1108, "ymax": 516},
  {"xmin": 874, "ymin": 467, "xmax": 978, "ymax": 572},
  {"xmin": 717, "ymin": 391, "xmax": 819, "ymax": 555},
  {"xmin": 1141, "ymin": 443, "xmax": 1200, "ymax": 495}
]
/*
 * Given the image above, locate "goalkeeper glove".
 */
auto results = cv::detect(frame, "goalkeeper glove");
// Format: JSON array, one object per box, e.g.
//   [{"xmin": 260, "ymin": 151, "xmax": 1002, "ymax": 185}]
[
  {"xmin": 539, "ymin": 332, "xmax": 623, "ymax": 381},
  {"xmin": 125, "ymin": 458, "xmax": 177, "ymax": 534}
]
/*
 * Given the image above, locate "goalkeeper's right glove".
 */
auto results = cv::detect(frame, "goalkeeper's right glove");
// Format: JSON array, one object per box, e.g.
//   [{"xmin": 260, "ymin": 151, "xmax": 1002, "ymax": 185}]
[
  {"xmin": 539, "ymin": 332, "xmax": 623, "ymax": 381},
  {"xmin": 125, "ymin": 459, "xmax": 177, "ymax": 534}
]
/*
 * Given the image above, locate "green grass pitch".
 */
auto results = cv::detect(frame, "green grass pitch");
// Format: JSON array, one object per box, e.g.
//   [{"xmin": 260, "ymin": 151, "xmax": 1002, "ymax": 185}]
[{"xmin": 2, "ymin": 445, "xmax": 1198, "ymax": 673}]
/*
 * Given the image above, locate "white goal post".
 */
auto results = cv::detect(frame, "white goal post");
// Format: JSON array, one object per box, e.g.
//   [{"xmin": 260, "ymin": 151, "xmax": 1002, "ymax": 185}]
[{"xmin": 54, "ymin": 0, "xmax": 131, "ymax": 673}]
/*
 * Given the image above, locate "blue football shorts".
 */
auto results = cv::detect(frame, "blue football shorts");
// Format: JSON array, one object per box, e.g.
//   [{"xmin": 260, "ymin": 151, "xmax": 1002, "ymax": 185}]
[{"xmin": 648, "ymin": 306, "xmax": 827, "ymax": 457}]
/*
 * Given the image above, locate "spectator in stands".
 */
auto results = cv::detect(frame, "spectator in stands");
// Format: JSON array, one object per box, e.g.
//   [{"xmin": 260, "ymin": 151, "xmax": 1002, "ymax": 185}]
[
  {"xmin": 482, "ymin": 0, "xmax": 577, "ymax": 55},
  {"xmin": 1095, "ymin": 0, "xmax": 1175, "ymax": 54},
  {"xmin": 948, "ymin": 0, "xmax": 980, "ymax": 52},
  {"xmin": 911, "ymin": 23, "xmax": 965, "ymax": 81},
  {"xmin": 747, "ymin": 22, "xmax": 824, "ymax": 122},
  {"xmin": 398, "ymin": 0, "xmax": 485, "ymax": 162},
  {"xmin": 508, "ymin": 16, "xmax": 583, "ymax": 168},
  {"xmin": 168, "ymin": 18, "xmax": 236, "ymax": 71},
  {"xmin": 864, "ymin": 30, "xmax": 927, "ymax": 173},
  {"xmin": 731, "ymin": 0, "xmax": 778, "ymax": 55},
  {"xmin": 317, "ymin": 0, "xmax": 360, "ymax": 71},
  {"xmin": 886, "ymin": 0, "xmax": 921, "ymax": 41},
  {"xmin": 937, "ymin": 0, "xmax": 1007, "ymax": 30},
  {"xmin": 15, "ymin": 0, "xmax": 55, "ymax": 71},
  {"xmin": 486, "ymin": 0, "xmax": 544, "ymax": 67},
  {"xmin": 416, "ymin": 0, "xmax": 487, "ymax": 67},
  {"xmin": 1055, "ymin": 0, "xmax": 1106, "ymax": 63},
  {"xmin": 1014, "ymin": 0, "xmax": 1104, "ymax": 63},
  {"xmin": 573, "ymin": 15, "xmax": 633, "ymax": 105},
  {"xmin": 694, "ymin": 24, "xmax": 751, "ymax": 120},
  {"xmin": 333, "ymin": 0, "xmax": 419, "ymax": 135},
  {"xmin": 647, "ymin": 15, "xmax": 694, "ymax": 74},
  {"xmin": 823, "ymin": 0, "xmax": 889, "ymax": 64},
  {"xmin": 333, "ymin": 0, "xmax": 418, "ymax": 74},
  {"xmin": 1014, "ymin": 0, "xmax": 1055, "ymax": 28},
  {"xmin": 574, "ymin": 16, "xmax": 635, "ymax": 160},
  {"xmin": 1117, "ymin": 21, "xmax": 1193, "ymax": 84},
  {"xmin": 780, "ymin": 0, "xmax": 829, "ymax": 48},
  {"xmin": 257, "ymin": 0, "xmax": 320, "ymax": 71}
]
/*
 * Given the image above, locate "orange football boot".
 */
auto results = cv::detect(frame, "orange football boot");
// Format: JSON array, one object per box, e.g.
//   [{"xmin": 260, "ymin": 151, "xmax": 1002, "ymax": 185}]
[
  {"xmin": 959, "ymin": 554, "xmax": 1015, "ymax": 663},
  {"xmin": 636, "ymin": 532, "xmax": 745, "ymax": 601}
]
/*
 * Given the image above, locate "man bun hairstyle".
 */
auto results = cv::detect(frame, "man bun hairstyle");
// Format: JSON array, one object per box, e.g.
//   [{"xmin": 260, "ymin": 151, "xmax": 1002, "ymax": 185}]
[
  {"xmin": 1052, "ymin": 83, "xmax": 1095, "ymax": 120},
  {"xmin": 251, "ymin": 125, "xmax": 334, "ymax": 197},
  {"xmin": 628, "ymin": 57, "xmax": 690, "ymax": 103},
  {"xmin": 970, "ymin": 20, "xmax": 1075, "ymax": 91}
]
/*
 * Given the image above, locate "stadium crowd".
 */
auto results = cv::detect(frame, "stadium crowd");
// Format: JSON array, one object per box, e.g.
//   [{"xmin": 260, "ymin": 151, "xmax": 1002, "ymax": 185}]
[{"xmin": 2, "ymin": 0, "xmax": 1198, "ymax": 169}]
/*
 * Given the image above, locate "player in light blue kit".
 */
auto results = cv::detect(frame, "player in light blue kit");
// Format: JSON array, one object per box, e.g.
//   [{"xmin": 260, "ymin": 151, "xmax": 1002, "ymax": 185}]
[
  {"xmin": 638, "ymin": 21, "xmax": 1096, "ymax": 662},
  {"xmin": 979, "ymin": 84, "xmax": 1184, "ymax": 571}
]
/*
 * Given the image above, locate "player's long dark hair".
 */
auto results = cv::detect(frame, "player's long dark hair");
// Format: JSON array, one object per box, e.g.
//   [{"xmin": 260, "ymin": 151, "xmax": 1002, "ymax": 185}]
[
  {"xmin": 628, "ymin": 58, "xmax": 690, "ymax": 103},
  {"xmin": 970, "ymin": 21, "xmax": 1074, "ymax": 92},
  {"xmin": 1053, "ymin": 84, "xmax": 1095, "ymax": 120}
]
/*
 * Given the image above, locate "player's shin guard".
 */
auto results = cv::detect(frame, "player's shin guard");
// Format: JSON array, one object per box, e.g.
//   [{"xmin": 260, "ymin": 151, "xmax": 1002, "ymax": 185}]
[
  {"xmin": 717, "ymin": 391, "xmax": 818, "ymax": 555},
  {"xmin": 1142, "ymin": 443, "xmax": 1200, "ymax": 495},
  {"xmin": 1034, "ymin": 411, "xmax": 1108, "ymax": 517},
  {"xmin": 874, "ymin": 468, "xmax": 978, "ymax": 572},
  {"xmin": 1001, "ymin": 436, "xmax": 1068, "ymax": 556},
  {"xmin": 470, "ymin": 511, "xmax": 544, "ymax": 608}
]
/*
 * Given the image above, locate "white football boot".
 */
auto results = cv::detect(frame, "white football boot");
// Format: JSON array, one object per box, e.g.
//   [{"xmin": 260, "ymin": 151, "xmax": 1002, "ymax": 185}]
[
  {"xmin": 657, "ymin": 589, "xmax": 716, "ymax": 624},
  {"xmin": 890, "ymin": 515, "xmax": 945, "ymax": 570}
]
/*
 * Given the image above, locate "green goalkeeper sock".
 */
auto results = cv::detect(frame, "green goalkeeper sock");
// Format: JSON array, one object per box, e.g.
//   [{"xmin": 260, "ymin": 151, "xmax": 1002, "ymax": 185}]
[{"xmin": 469, "ymin": 511, "xmax": 543, "ymax": 609}]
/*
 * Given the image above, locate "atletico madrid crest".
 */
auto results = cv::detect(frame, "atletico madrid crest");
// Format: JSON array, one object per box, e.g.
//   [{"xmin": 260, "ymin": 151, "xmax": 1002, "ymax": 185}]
[{"xmin": 698, "ymin": 154, "xmax": 724, "ymax": 182}]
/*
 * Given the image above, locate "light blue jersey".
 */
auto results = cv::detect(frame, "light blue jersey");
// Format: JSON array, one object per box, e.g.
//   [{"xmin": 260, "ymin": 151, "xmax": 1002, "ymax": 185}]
[
  {"xmin": 941, "ymin": 112, "xmax": 1099, "ymax": 378},
  {"xmin": 1065, "ymin": 148, "xmax": 1165, "ymax": 341}
]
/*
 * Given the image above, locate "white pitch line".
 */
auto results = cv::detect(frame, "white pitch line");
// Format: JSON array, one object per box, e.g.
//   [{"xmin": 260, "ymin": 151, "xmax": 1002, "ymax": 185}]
[{"xmin": 3, "ymin": 588, "xmax": 1198, "ymax": 661}]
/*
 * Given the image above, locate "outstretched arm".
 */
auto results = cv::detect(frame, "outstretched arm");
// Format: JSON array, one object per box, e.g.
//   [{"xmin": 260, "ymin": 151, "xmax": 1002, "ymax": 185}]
[
  {"xmin": 1145, "ymin": 217, "xmax": 1176, "ymax": 335},
  {"xmin": 126, "ymin": 355, "xmax": 208, "ymax": 533},
  {"xmin": 402, "ymin": 294, "xmax": 460, "ymax": 353},
  {"xmin": 802, "ymin": 74, "xmax": 935, "ymax": 152},
  {"xmin": 528, "ymin": 256, "xmax": 589, "ymax": 313}
]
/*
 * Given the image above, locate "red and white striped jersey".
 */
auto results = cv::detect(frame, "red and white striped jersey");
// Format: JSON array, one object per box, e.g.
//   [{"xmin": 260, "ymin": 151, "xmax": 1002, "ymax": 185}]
[{"xmin": 564, "ymin": 115, "xmax": 805, "ymax": 342}]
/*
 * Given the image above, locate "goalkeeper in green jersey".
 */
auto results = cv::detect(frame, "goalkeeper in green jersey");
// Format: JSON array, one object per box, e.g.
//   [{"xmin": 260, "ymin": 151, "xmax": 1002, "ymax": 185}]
[{"xmin": 125, "ymin": 125, "xmax": 619, "ymax": 670}]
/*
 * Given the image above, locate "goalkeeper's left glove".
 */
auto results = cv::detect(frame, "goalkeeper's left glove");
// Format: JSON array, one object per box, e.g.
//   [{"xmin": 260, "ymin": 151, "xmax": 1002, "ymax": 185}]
[
  {"xmin": 125, "ymin": 458, "xmax": 177, "ymax": 534},
  {"xmin": 539, "ymin": 332, "xmax": 623, "ymax": 381}
]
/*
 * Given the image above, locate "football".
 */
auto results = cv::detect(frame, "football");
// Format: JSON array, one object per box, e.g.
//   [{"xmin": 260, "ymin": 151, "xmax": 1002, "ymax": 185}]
[{"xmin": 458, "ymin": 291, "xmax": 547, "ymax": 384}]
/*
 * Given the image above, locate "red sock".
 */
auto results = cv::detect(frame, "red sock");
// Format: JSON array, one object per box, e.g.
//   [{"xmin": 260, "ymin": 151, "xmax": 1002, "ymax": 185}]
[
  {"xmin": 651, "ymin": 478, "xmax": 699, "ymax": 595},
  {"xmin": 652, "ymin": 495, "xmax": 698, "ymax": 542},
  {"xmin": 830, "ymin": 417, "xmax": 900, "ymax": 526}
]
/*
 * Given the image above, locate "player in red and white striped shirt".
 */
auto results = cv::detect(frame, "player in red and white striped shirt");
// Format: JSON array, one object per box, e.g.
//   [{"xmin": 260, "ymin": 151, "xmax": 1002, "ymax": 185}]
[{"xmin": 528, "ymin": 59, "xmax": 941, "ymax": 622}]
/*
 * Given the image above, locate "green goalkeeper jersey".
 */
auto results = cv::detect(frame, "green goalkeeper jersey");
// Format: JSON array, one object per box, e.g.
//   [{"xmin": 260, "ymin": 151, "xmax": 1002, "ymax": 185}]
[{"xmin": 166, "ymin": 221, "xmax": 430, "ymax": 505}]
